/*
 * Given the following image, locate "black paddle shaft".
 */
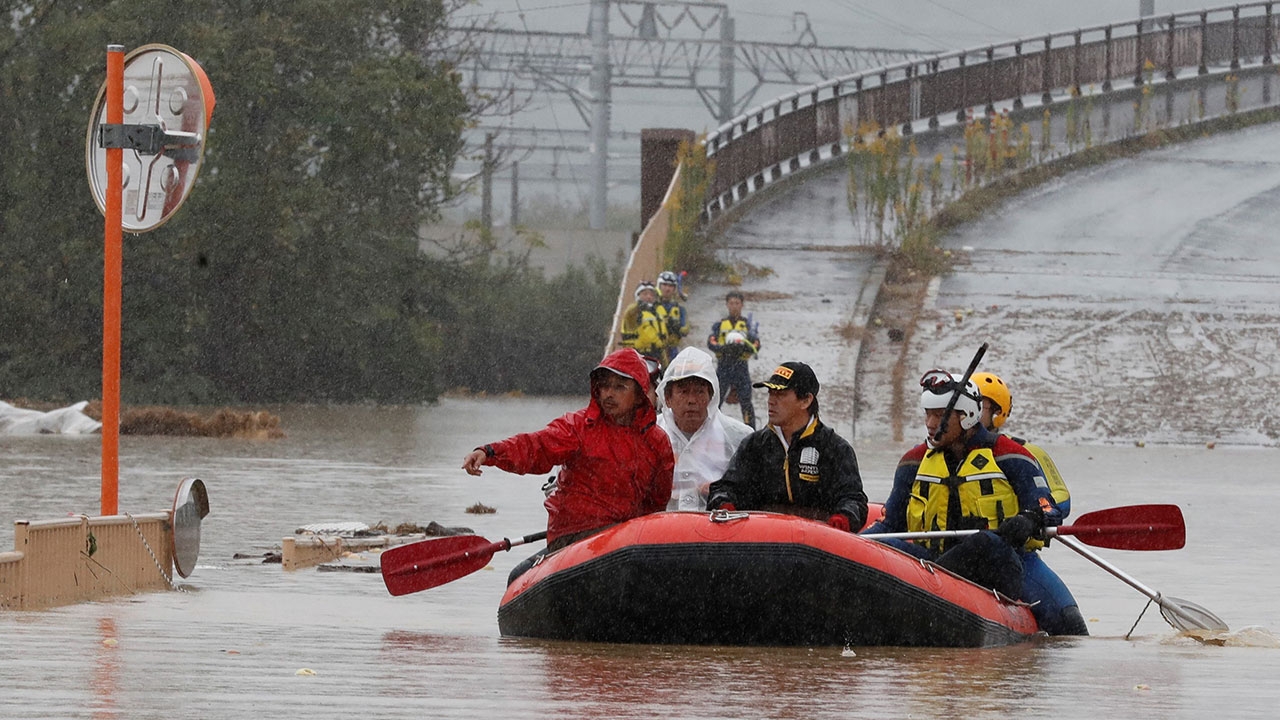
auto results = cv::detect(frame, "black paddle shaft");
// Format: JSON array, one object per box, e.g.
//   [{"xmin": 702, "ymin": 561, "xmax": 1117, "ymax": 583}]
[{"xmin": 932, "ymin": 342, "xmax": 989, "ymax": 444}]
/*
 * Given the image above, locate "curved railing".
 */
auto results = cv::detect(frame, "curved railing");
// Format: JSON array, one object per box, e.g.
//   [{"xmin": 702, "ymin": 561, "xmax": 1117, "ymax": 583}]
[{"xmin": 702, "ymin": 2, "xmax": 1280, "ymax": 221}]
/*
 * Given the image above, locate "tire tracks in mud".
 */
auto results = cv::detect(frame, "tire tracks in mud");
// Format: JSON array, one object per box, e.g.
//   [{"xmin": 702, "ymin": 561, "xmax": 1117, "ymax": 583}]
[{"xmin": 859, "ymin": 286, "xmax": 1280, "ymax": 446}]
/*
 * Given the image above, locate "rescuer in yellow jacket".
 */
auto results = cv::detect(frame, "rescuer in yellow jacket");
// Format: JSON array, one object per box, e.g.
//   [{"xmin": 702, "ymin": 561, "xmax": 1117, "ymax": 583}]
[
  {"xmin": 863, "ymin": 368, "xmax": 1087, "ymax": 635},
  {"xmin": 706, "ymin": 291, "xmax": 760, "ymax": 429},
  {"xmin": 620, "ymin": 280, "xmax": 667, "ymax": 358},
  {"xmin": 655, "ymin": 271, "xmax": 689, "ymax": 367}
]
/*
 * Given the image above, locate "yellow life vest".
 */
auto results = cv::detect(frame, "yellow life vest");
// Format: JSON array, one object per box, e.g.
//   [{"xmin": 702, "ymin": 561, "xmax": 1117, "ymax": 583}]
[
  {"xmin": 621, "ymin": 303, "xmax": 666, "ymax": 355},
  {"xmin": 1023, "ymin": 442, "xmax": 1070, "ymax": 510},
  {"xmin": 907, "ymin": 446, "xmax": 1023, "ymax": 553},
  {"xmin": 713, "ymin": 317, "xmax": 757, "ymax": 359},
  {"xmin": 656, "ymin": 303, "xmax": 687, "ymax": 344}
]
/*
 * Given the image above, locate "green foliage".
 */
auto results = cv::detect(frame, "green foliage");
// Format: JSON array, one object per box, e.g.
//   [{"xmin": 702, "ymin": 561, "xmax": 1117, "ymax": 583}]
[
  {"xmin": 430, "ymin": 258, "xmax": 621, "ymax": 395},
  {"xmin": 0, "ymin": 1, "xmax": 616, "ymax": 403},
  {"xmin": 664, "ymin": 138, "xmax": 718, "ymax": 274}
]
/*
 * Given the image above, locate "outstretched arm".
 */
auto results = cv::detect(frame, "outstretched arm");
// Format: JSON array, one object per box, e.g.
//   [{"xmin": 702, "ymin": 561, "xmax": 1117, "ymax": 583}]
[{"xmin": 462, "ymin": 448, "xmax": 488, "ymax": 475}]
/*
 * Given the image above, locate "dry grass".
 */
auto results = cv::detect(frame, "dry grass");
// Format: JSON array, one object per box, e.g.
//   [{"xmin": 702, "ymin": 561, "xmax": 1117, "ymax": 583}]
[
  {"xmin": 835, "ymin": 319, "xmax": 867, "ymax": 342},
  {"xmin": 8, "ymin": 398, "xmax": 283, "ymax": 438},
  {"xmin": 744, "ymin": 290, "xmax": 794, "ymax": 302},
  {"xmin": 79, "ymin": 402, "xmax": 284, "ymax": 439}
]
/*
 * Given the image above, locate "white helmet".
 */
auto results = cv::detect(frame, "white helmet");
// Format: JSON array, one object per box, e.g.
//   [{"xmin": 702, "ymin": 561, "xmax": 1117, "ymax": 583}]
[
  {"xmin": 657, "ymin": 271, "xmax": 679, "ymax": 287},
  {"xmin": 919, "ymin": 369, "xmax": 982, "ymax": 431},
  {"xmin": 724, "ymin": 330, "xmax": 747, "ymax": 345},
  {"xmin": 634, "ymin": 280, "xmax": 657, "ymax": 300}
]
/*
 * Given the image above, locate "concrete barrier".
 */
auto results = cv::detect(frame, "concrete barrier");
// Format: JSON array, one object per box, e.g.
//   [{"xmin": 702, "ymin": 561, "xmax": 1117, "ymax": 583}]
[{"xmin": 0, "ymin": 512, "xmax": 174, "ymax": 610}]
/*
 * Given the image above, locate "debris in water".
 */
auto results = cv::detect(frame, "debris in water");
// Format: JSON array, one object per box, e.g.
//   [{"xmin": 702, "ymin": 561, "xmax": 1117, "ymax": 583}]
[
  {"xmin": 101, "ymin": 638, "xmax": 118, "ymax": 648},
  {"xmin": 466, "ymin": 503, "xmax": 497, "ymax": 514},
  {"xmin": 840, "ymin": 646, "xmax": 856, "ymax": 658},
  {"xmin": 317, "ymin": 563, "xmax": 378, "ymax": 573},
  {"xmin": 296, "ymin": 521, "xmax": 370, "ymax": 536},
  {"xmin": 296, "ymin": 668, "xmax": 317, "ymax": 676}
]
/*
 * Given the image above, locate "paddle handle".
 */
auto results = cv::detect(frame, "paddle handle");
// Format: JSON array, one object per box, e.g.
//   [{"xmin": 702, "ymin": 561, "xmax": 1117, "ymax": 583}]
[
  {"xmin": 505, "ymin": 530, "xmax": 548, "ymax": 551},
  {"xmin": 1054, "ymin": 534, "xmax": 1161, "ymax": 601},
  {"xmin": 932, "ymin": 342, "xmax": 988, "ymax": 443}
]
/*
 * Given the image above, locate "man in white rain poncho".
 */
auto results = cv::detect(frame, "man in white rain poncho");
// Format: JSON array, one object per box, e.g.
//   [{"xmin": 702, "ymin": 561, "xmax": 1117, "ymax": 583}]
[{"xmin": 656, "ymin": 347, "xmax": 754, "ymax": 510}]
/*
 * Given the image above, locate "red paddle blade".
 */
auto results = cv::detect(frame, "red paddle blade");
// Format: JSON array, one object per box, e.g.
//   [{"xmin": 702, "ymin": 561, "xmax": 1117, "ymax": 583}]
[
  {"xmin": 1056, "ymin": 504, "xmax": 1186, "ymax": 551},
  {"xmin": 380, "ymin": 535, "xmax": 501, "ymax": 596}
]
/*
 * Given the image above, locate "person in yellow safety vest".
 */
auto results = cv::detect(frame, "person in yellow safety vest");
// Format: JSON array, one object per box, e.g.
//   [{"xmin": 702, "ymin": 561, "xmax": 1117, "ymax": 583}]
[
  {"xmin": 655, "ymin": 271, "xmax": 689, "ymax": 367},
  {"xmin": 862, "ymin": 368, "xmax": 1087, "ymax": 635},
  {"xmin": 707, "ymin": 291, "xmax": 760, "ymax": 429},
  {"xmin": 620, "ymin": 280, "xmax": 667, "ymax": 358},
  {"xmin": 971, "ymin": 371, "xmax": 1071, "ymax": 517}
]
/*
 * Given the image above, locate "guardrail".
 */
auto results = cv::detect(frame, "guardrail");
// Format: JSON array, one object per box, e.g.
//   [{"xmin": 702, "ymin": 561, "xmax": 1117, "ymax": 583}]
[
  {"xmin": 0, "ymin": 513, "xmax": 174, "ymax": 610},
  {"xmin": 702, "ymin": 2, "xmax": 1280, "ymax": 221}
]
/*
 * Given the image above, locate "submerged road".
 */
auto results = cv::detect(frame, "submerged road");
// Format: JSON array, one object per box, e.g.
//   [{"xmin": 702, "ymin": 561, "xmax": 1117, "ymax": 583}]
[{"xmin": 688, "ymin": 121, "xmax": 1280, "ymax": 448}]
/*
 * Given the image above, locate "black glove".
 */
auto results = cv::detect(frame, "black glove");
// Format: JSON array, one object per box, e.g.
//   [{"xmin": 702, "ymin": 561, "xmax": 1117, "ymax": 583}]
[
  {"xmin": 995, "ymin": 509, "xmax": 1045, "ymax": 548},
  {"xmin": 953, "ymin": 515, "xmax": 990, "ymax": 531}
]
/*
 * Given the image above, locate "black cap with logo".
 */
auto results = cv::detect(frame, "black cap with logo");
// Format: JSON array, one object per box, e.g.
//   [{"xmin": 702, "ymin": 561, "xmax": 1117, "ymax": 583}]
[{"xmin": 753, "ymin": 361, "xmax": 819, "ymax": 396}]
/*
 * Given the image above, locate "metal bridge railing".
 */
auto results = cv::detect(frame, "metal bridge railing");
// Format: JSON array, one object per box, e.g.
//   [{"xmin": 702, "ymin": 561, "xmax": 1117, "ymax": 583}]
[{"xmin": 701, "ymin": 2, "xmax": 1280, "ymax": 221}]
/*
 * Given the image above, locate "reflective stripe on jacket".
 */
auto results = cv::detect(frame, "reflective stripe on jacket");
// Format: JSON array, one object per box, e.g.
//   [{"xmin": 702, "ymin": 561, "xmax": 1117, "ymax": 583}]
[
  {"xmin": 908, "ymin": 446, "xmax": 1021, "ymax": 553},
  {"xmin": 707, "ymin": 317, "xmax": 759, "ymax": 364},
  {"xmin": 621, "ymin": 303, "xmax": 666, "ymax": 355},
  {"xmin": 872, "ymin": 426, "xmax": 1058, "ymax": 554},
  {"xmin": 706, "ymin": 415, "xmax": 867, "ymax": 529}
]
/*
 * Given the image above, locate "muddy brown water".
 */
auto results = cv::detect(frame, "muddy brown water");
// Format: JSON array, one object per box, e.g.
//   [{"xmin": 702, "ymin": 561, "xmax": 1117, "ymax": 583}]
[{"xmin": 2, "ymin": 399, "xmax": 1278, "ymax": 719}]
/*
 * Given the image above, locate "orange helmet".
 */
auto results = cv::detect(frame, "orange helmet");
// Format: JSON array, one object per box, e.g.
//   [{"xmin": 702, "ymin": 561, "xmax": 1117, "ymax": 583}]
[{"xmin": 972, "ymin": 371, "xmax": 1011, "ymax": 429}]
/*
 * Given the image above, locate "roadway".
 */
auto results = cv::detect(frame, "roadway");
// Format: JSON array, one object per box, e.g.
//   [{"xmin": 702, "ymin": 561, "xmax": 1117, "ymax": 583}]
[{"xmin": 686, "ymin": 119, "xmax": 1280, "ymax": 447}]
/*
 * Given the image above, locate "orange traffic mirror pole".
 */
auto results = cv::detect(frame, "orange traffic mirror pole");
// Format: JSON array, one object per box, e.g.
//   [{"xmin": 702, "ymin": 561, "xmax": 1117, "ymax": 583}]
[{"xmin": 102, "ymin": 44, "xmax": 123, "ymax": 516}]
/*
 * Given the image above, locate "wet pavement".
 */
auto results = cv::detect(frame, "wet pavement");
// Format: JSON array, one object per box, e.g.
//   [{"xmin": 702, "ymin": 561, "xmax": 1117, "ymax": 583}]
[{"xmin": 685, "ymin": 104, "xmax": 1280, "ymax": 448}]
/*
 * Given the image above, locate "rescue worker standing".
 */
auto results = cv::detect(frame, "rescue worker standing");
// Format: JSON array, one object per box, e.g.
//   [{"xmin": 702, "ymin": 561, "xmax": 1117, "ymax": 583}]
[
  {"xmin": 621, "ymin": 281, "xmax": 667, "ymax": 360},
  {"xmin": 656, "ymin": 347, "xmax": 754, "ymax": 510},
  {"xmin": 862, "ymin": 369, "xmax": 1086, "ymax": 635},
  {"xmin": 463, "ymin": 348, "xmax": 674, "ymax": 580},
  {"xmin": 707, "ymin": 291, "xmax": 760, "ymax": 428},
  {"xmin": 655, "ymin": 271, "xmax": 689, "ymax": 367},
  {"xmin": 706, "ymin": 362, "xmax": 867, "ymax": 532},
  {"xmin": 971, "ymin": 371, "xmax": 1087, "ymax": 635}
]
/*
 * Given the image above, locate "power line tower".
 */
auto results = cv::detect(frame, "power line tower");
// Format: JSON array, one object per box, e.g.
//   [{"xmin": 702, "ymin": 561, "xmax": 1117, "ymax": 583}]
[{"xmin": 457, "ymin": 1, "xmax": 925, "ymax": 229}]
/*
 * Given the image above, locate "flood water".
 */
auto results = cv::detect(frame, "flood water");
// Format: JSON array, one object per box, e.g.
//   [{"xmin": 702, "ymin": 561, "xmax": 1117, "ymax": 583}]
[{"xmin": 2, "ymin": 399, "xmax": 1279, "ymax": 719}]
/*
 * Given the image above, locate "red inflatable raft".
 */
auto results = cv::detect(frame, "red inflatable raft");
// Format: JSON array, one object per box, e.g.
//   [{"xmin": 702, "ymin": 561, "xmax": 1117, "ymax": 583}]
[{"xmin": 497, "ymin": 510, "xmax": 1039, "ymax": 647}]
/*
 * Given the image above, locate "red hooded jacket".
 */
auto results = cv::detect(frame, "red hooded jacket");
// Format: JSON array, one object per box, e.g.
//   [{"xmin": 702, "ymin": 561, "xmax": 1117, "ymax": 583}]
[{"xmin": 485, "ymin": 348, "xmax": 674, "ymax": 544}]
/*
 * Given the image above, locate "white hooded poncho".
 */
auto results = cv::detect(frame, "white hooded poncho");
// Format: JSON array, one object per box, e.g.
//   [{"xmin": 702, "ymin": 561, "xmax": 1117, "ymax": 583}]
[{"xmin": 656, "ymin": 347, "xmax": 754, "ymax": 510}]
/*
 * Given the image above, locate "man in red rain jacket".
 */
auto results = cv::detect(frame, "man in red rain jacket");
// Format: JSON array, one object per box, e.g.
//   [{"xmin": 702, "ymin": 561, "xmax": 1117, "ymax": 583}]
[{"xmin": 463, "ymin": 348, "xmax": 675, "ymax": 559}]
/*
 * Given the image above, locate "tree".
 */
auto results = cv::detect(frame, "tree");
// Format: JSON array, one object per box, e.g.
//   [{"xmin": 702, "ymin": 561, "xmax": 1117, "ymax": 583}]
[{"xmin": 0, "ymin": 1, "xmax": 473, "ymax": 402}]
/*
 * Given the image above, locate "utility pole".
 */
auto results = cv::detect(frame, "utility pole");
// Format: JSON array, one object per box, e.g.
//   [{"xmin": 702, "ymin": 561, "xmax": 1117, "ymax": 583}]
[
  {"xmin": 482, "ymin": 132, "xmax": 494, "ymax": 234},
  {"xmin": 1139, "ymin": 0, "xmax": 1156, "ymax": 32},
  {"xmin": 450, "ymin": 2, "xmax": 925, "ymax": 228},
  {"xmin": 510, "ymin": 160, "xmax": 520, "ymax": 227},
  {"xmin": 718, "ymin": 15, "xmax": 735, "ymax": 124},
  {"xmin": 589, "ymin": 0, "xmax": 611, "ymax": 230}
]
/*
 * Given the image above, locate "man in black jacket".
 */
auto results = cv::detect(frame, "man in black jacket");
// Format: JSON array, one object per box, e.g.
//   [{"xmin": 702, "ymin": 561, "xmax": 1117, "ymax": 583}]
[{"xmin": 706, "ymin": 361, "xmax": 867, "ymax": 531}]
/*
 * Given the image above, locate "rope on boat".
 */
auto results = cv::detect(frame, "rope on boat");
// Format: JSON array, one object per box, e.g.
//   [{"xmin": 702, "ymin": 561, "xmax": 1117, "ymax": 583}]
[{"xmin": 1125, "ymin": 596, "xmax": 1156, "ymax": 639}]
